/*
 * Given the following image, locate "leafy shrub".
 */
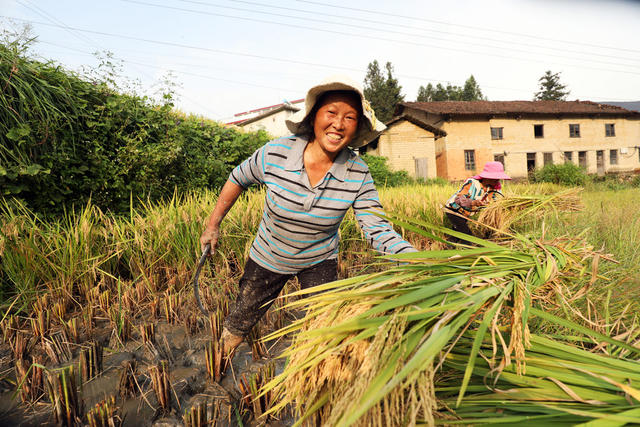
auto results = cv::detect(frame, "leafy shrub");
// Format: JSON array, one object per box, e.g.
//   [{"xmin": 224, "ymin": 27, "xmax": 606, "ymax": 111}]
[
  {"xmin": 0, "ymin": 41, "xmax": 269, "ymax": 215},
  {"xmin": 531, "ymin": 163, "xmax": 587, "ymax": 186},
  {"xmin": 360, "ymin": 154, "xmax": 413, "ymax": 187},
  {"xmin": 587, "ymin": 174, "xmax": 639, "ymax": 191}
]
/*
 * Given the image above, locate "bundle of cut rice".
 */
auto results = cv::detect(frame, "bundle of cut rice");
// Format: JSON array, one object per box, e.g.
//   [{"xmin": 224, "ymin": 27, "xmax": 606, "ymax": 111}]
[
  {"xmin": 473, "ymin": 187, "xmax": 583, "ymax": 236},
  {"xmin": 261, "ymin": 217, "xmax": 640, "ymax": 427}
]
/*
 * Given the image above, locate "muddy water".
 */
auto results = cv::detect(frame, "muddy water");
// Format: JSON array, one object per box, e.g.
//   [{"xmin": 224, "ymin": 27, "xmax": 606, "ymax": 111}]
[{"xmin": 0, "ymin": 320, "xmax": 295, "ymax": 426}]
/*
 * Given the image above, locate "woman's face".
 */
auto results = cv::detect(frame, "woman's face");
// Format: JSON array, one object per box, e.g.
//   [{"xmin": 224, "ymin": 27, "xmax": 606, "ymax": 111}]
[
  {"xmin": 483, "ymin": 178, "xmax": 500, "ymax": 188},
  {"xmin": 312, "ymin": 92, "xmax": 360, "ymax": 156}
]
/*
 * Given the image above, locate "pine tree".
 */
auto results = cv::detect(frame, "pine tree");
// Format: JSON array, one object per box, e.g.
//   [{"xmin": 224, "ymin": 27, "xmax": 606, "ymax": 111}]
[
  {"xmin": 363, "ymin": 60, "xmax": 404, "ymax": 123},
  {"xmin": 534, "ymin": 70, "xmax": 570, "ymax": 101},
  {"xmin": 461, "ymin": 75, "xmax": 486, "ymax": 101}
]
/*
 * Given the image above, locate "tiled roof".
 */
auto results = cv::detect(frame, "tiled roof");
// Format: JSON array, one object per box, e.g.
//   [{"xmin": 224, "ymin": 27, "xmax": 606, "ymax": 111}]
[
  {"xmin": 385, "ymin": 115, "xmax": 447, "ymax": 137},
  {"xmin": 236, "ymin": 103, "xmax": 300, "ymax": 126},
  {"xmin": 602, "ymin": 101, "xmax": 640, "ymax": 112},
  {"xmin": 398, "ymin": 100, "xmax": 640, "ymax": 117}
]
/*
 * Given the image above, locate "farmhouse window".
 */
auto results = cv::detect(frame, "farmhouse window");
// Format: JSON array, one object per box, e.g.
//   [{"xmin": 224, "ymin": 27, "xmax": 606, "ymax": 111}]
[
  {"xmin": 534, "ymin": 124, "xmax": 544, "ymax": 138},
  {"xmin": 543, "ymin": 152, "xmax": 553, "ymax": 165},
  {"xmin": 490, "ymin": 127, "xmax": 503, "ymax": 140},
  {"xmin": 610, "ymin": 149, "xmax": 618, "ymax": 165},
  {"xmin": 569, "ymin": 124, "xmax": 581, "ymax": 138},
  {"xmin": 494, "ymin": 154, "xmax": 505, "ymax": 165},
  {"xmin": 605, "ymin": 123, "xmax": 615, "ymax": 137},
  {"xmin": 564, "ymin": 151, "xmax": 573, "ymax": 163},
  {"xmin": 464, "ymin": 150, "xmax": 476, "ymax": 171}
]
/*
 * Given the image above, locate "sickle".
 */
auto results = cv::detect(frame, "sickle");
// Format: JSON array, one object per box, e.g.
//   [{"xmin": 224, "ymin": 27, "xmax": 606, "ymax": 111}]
[{"xmin": 193, "ymin": 243, "xmax": 211, "ymax": 316}]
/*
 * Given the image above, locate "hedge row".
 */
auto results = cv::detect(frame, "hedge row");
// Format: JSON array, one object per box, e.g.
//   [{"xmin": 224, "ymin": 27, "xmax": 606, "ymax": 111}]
[{"xmin": 1, "ymin": 41, "xmax": 269, "ymax": 215}]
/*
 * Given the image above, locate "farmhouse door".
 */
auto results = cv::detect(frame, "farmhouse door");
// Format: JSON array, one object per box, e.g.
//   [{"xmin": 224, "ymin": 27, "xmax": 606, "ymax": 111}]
[
  {"xmin": 596, "ymin": 150, "xmax": 604, "ymax": 175},
  {"xmin": 527, "ymin": 153, "xmax": 536, "ymax": 178},
  {"xmin": 415, "ymin": 158, "xmax": 428, "ymax": 180},
  {"xmin": 579, "ymin": 151, "xmax": 587, "ymax": 169}
]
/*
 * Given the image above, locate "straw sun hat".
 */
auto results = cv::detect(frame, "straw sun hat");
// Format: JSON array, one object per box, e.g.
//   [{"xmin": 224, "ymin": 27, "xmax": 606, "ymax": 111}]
[{"xmin": 285, "ymin": 75, "xmax": 387, "ymax": 148}]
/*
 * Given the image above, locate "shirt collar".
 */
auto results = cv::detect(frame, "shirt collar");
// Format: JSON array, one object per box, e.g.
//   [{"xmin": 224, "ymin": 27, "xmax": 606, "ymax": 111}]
[
  {"xmin": 283, "ymin": 136, "xmax": 306, "ymax": 171},
  {"xmin": 326, "ymin": 148, "xmax": 351, "ymax": 182},
  {"xmin": 282, "ymin": 136, "xmax": 352, "ymax": 182}
]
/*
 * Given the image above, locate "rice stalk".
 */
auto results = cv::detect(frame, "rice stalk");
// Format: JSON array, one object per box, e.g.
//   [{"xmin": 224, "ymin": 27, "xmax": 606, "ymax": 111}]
[
  {"xmin": 15, "ymin": 355, "xmax": 45, "ymax": 402},
  {"xmin": 43, "ymin": 330, "xmax": 72, "ymax": 365},
  {"xmin": 183, "ymin": 400, "xmax": 220, "ymax": 427},
  {"xmin": 238, "ymin": 362, "xmax": 278, "ymax": 422},
  {"xmin": 117, "ymin": 359, "xmax": 137, "ymax": 398},
  {"xmin": 183, "ymin": 312, "xmax": 201, "ymax": 336},
  {"xmin": 149, "ymin": 360, "xmax": 171, "ymax": 413},
  {"xmin": 65, "ymin": 317, "xmax": 80, "ymax": 343},
  {"xmin": 109, "ymin": 307, "xmax": 131, "ymax": 344},
  {"xmin": 475, "ymin": 187, "xmax": 583, "ymax": 236},
  {"xmin": 260, "ymin": 215, "xmax": 640, "ymax": 426},
  {"xmin": 10, "ymin": 330, "xmax": 30, "ymax": 361},
  {"xmin": 209, "ymin": 309, "xmax": 224, "ymax": 342},
  {"xmin": 248, "ymin": 326, "xmax": 268, "ymax": 361},
  {"xmin": 79, "ymin": 341, "xmax": 103, "ymax": 382},
  {"xmin": 46, "ymin": 365, "xmax": 83, "ymax": 427},
  {"xmin": 204, "ymin": 340, "xmax": 226, "ymax": 383},
  {"xmin": 86, "ymin": 395, "xmax": 121, "ymax": 427},
  {"xmin": 1, "ymin": 314, "xmax": 18, "ymax": 344}
]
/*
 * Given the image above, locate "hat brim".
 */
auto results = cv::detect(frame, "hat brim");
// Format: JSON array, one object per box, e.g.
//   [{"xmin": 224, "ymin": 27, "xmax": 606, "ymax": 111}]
[
  {"xmin": 479, "ymin": 172, "xmax": 511, "ymax": 180},
  {"xmin": 285, "ymin": 77, "xmax": 386, "ymax": 148}
]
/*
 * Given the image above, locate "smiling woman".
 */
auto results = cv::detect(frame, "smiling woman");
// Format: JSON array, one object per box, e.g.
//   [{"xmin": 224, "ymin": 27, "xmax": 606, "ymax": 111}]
[
  {"xmin": 199, "ymin": 74, "xmax": 416, "ymax": 358},
  {"xmin": 305, "ymin": 91, "xmax": 361, "ymax": 185}
]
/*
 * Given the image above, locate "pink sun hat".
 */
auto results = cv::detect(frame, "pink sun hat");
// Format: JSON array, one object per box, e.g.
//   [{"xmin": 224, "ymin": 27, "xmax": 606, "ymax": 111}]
[{"xmin": 473, "ymin": 161, "xmax": 511, "ymax": 180}]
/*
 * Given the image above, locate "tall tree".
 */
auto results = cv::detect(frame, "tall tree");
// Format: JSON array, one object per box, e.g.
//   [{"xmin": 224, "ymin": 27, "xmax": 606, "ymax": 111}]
[
  {"xmin": 416, "ymin": 83, "xmax": 435, "ymax": 102},
  {"xmin": 534, "ymin": 70, "xmax": 570, "ymax": 101},
  {"xmin": 416, "ymin": 75, "xmax": 485, "ymax": 102},
  {"xmin": 363, "ymin": 60, "xmax": 404, "ymax": 123},
  {"xmin": 461, "ymin": 75, "xmax": 485, "ymax": 101}
]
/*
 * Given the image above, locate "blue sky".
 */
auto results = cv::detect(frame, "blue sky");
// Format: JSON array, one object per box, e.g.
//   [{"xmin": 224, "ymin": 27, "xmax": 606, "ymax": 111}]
[{"xmin": 2, "ymin": 0, "xmax": 639, "ymax": 121}]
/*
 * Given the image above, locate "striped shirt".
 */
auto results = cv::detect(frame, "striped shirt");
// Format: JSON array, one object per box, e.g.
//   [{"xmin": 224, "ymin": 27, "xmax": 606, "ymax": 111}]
[
  {"xmin": 445, "ymin": 178, "xmax": 500, "ymax": 217},
  {"xmin": 229, "ymin": 136, "xmax": 416, "ymax": 274}
]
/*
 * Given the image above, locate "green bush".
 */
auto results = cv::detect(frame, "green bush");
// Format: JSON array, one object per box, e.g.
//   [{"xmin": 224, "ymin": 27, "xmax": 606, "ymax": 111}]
[
  {"xmin": 531, "ymin": 163, "xmax": 587, "ymax": 186},
  {"xmin": 0, "ymin": 41, "xmax": 269, "ymax": 215},
  {"xmin": 360, "ymin": 153, "xmax": 413, "ymax": 187}
]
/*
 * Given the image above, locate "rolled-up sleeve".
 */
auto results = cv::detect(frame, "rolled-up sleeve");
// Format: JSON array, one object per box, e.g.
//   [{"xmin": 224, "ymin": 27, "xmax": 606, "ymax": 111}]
[
  {"xmin": 352, "ymin": 172, "xmax": 417, "ymax": 254},
  {"xmin": 228, "ymin": 145, "xmax": 266, "ymax": 189}
]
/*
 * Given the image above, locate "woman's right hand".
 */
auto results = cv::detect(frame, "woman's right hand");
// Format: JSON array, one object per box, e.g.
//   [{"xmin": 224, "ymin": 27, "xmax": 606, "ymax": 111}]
[{"xmin": 200, "ymin": 227, "xmax": 220, "ymax": 256}]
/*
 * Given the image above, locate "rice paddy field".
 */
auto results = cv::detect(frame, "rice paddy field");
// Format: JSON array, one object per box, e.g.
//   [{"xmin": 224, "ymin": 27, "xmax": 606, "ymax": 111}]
[{"xmin": 0, "ymin": 182, "xmax": 639, "ymax": 426}]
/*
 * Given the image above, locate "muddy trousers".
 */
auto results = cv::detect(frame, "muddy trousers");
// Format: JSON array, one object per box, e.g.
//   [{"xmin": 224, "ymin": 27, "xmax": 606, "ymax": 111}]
[
  {"xmin": 445, "ymin": 212, "xmax": 475, "ymax": 245},
  {"xmin": 224, "ymin": 257, "xmax": 338, "ymax": 337}
]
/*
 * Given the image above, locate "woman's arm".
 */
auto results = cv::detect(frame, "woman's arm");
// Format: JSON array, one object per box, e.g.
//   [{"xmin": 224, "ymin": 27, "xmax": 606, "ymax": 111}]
[
  {"xmin": 200, "ymin": 180, "xmax": 245, "ymax": 254},
  {"xmin": 352, "ymin": 171, "xmax": 417, "ymax": 254},
  {"xmin": 200, "ymin": 144, "xmax": 267, "ymax": 254}
]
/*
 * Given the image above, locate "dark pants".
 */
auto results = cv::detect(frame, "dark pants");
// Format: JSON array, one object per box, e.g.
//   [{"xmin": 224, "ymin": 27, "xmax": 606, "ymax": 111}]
[
  {"xmin": 224, "ymin": 257, "xmax": 338, "ymax": 336},
  {"xmin": 445, "ymin": 212, "xmax": 475, "ymax": 245}
]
